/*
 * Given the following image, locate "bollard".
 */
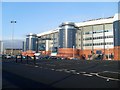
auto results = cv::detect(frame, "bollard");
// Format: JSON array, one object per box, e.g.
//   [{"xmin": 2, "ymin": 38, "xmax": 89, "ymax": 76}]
[
  {"xmin": 16, "ymin": 55, "xmax": 17, "ymax": 63},
  {"xmin": 27, "ymin": 55, "xmax": 28, "ymax": 64},
  {"xmin": 34, "ymin": 55, "xmax": 36, "ymax": 65}
]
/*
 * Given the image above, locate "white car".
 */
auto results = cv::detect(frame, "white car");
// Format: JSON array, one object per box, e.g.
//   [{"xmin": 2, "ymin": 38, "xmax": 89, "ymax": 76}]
[
  {"xmin": 6, "ymin": 55, "xmax": 11, "ymax": 59},
  {"xmin": 17, "ymin": 55, "xmax": 21, "ymax": 59}
]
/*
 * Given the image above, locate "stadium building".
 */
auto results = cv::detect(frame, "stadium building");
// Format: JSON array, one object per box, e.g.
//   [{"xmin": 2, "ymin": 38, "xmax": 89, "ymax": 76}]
[{"xmin": 24, "ymin": 13, "xmax": 120, "ymax": 60}]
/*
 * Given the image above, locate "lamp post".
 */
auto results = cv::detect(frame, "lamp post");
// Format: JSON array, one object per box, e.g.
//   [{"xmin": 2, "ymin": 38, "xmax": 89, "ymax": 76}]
[{"xmin": 11, "ymin": 20, "xmax": 16, "ymax": 55}]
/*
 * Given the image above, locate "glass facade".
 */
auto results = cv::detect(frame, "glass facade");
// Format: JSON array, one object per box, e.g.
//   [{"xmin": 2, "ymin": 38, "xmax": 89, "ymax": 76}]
[
  {"xmin": 25, "ymin": 15, "xmax": 118, "ymax": 60},
  {"xmin": 31, "ymin": 38, "xmax": 37, "ymax": 51},
  {"xmin": 59, "ymin": 22, "xmax": 77, "ymax": 48},
  {"xmin": 26, "ymin": 38, "xmax": 29, "ymax": 50},
  {"xmin": 37, "ymin": 31, "xmax": 59, "ymax": 52},
  {"xmin": 82, "ymin": 26, "xmax": 93, "ymax": 50},
  {"xmin": 77, "ymin": 23, "xmax": 114, "ymax": 50},
  {"xmin": 53, "ymin": 32, "xmax": 59, "ymax": 52},
  {"xmin": 93, "ymin": 25, "xmax": 104, "ymax": 49},
  {"xmin": 26, "ymin": 34, "xmax": 37, "ymax": 51},
  {"xmin": 113, "ymin": 20, "xmax": 120, "ymax": 46}
]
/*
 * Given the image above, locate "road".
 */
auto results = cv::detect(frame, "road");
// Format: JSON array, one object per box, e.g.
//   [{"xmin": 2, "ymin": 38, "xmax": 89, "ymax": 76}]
[{"xmin": 2, "ymin": 59, "xmax": 120, "ymax": 89}]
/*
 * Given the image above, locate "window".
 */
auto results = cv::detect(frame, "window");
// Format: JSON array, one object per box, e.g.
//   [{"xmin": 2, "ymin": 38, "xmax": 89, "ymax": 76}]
[
  {"xmin": 83, "ymin": 43, "xmax": 92, "ymax": 46},
  {"xmin": 105, "ymin": 23, "xmax": 113, "ymax": 31},
  {"xmin": 93, "ymin": 25, "xmax": 104, "ymax": 35},
  {"xmin": 104, "ymin": 30, "xmax": 109, "ymax": 32}
]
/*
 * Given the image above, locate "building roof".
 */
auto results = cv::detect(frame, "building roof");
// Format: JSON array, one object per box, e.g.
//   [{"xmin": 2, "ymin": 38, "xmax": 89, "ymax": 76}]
[
  {"xmin": 75, "ymin": 13, "xmax": 120, "ymax": 27},
  {"xmin": 37, "ymin": 28, "xmax": 59, "ymax": 37},
  {"xmin": 36, "ymin": 13, "xmax": 120, "ymax": 36},
  {"xmin": 75, "ymin": 16, "xmax": 114, "ymax": 27}
]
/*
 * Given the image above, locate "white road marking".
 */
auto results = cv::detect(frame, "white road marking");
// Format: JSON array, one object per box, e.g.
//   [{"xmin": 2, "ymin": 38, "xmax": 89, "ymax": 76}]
[
  {"xmin": 70, "ymin": 70, "xmax": 76, "ymax": 72},
  {"xmin": 83, "ymin": 74, "xmax": 93, "ymax": 77},
  {"xmin": 107, "ymin": 78, "xmax": 110, "ymax": 82},
  {"xmin": 51, "ymin": 69, "xmax": 55, "ymax": 70},
  {"xmin": 70, "ymin": 70, "xmax": 77, "ymax": 73},
  {"xmin": 64, "ymin": 69, "xmax": 71, "ymax": 73},
  {"xmin": 90, "ymin": 72, "xmax": 97, "ymax": 75},
  {"xmin": 35, "ymin": 66, "xmax": 38, "ymax": 67},
  {"xmin": 80, "ymin": 72, "xmax": 86, "ymax": 74},
  {"xmin": 56, "ymin": 69, "xmax": 63, "ymax": 71},
  {"xmin": 103, "ymin": 71, "xmax": 120, "ymax": 74},
  {"xmin": 64, "ymin": 71, "xmax": 71, "ymax": 73},
  {"xmin": 23, "ymin": 63, "xmax": 120, "ymax": 81},
  {"xmin": 96, "ymin": 73, "xmax": 120, "ymax": 81}
]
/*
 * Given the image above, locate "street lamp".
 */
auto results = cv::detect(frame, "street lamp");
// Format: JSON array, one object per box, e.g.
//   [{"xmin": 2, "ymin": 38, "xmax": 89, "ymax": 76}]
[{"xmin": 11, "ymin": 20, "xmax": 16, "ymax": 55}]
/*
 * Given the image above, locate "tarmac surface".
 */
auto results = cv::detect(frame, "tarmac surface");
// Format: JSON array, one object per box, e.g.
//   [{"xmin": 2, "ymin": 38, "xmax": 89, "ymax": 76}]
[{"xmin": 2, "ymin": 58, "xmax": 120, "ymax": 89}]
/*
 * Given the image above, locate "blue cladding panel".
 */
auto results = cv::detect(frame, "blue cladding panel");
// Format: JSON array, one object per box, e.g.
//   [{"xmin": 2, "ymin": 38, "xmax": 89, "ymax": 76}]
[
  {"xmin": 59, "ymin": 29, "xmax": 64, "ymax": 48},
  {"xmin": 31, "ymin": 38, "xmax": 37, "ymax": 51},
  {"xmin": 113, "ymin": 20, "xmax": 120, "ymax": 46},
  {"xmin": 67, "ymin": 29, "xmax": 76, "ymax": 48},
  {"xmin": 59, "ymin": 22, "xmax": 77, "ymax": 48},
  {"xmin": 26, "ymin": 38, "xmax": 29, "ymax": 50}
]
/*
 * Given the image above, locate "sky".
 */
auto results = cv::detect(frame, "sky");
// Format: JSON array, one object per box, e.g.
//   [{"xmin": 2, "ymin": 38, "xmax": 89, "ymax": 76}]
[
  {"xmin": 1, "ymin": 0, "xmax": 120, "ymax": 2},
  {"xmin": 2, "ymin": 2, "xmax": 118, "ymax": 41}
]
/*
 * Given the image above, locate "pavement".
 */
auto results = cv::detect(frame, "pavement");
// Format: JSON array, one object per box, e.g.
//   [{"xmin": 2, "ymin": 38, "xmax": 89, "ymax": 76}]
[{"xmin": 2, "ymin": 58, "xmax": 120, "ymax": 89}]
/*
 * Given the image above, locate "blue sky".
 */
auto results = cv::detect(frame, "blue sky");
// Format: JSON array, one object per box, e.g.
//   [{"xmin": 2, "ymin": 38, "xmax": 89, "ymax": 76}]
[{"xmin": 2, "ymin": 2, "xmax": 118, "ymax": 40}]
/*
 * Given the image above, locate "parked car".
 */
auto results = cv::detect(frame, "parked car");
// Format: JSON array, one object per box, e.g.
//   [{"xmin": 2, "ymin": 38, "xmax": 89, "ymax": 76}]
[
  {"xmin": 72, "ymin": 58, "xmax": 79, "ymax": 60},
  {"xmin": 6, "ymin": 55, "xmax": 11, "ymax": 59},
  {"xmin": 22, "ymin": 56, "xmax": 27, "ymax": 59},
  {"xmin": 35, "ymin": 56, "xmax": 39, "ymax": 59},
  {"xmin": 61, "ymin": 57, "xmax": 67, "ymax": 60},
  {"xmin": 11, "ymin": 55, "xmax": 16, "ymax": 59},
  {"xmin": 56, "ymin": 57, "xmax": 62, "ymax": 60},
  {"xmin": 49, "ymin": 56, "xmax": 57, "ymax": 59},
  {"xmin": 17, "ymin": 55, "xmax": 21, "ymax": 59},
  {"xmin": 2, "ymin": 54, "xmax": 7, "ymax": 59}
]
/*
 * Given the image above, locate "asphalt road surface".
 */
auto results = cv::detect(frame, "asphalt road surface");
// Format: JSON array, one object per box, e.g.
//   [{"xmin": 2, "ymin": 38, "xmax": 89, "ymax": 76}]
[{"xmin": 2, "ymin": 58, "xmax": 120, "ymax": 89}]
